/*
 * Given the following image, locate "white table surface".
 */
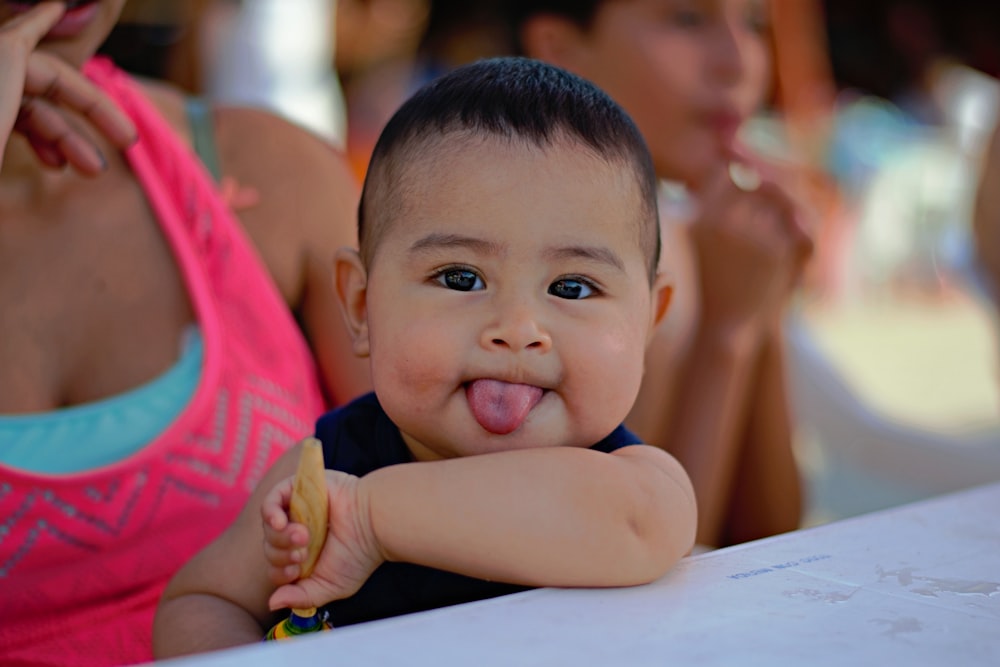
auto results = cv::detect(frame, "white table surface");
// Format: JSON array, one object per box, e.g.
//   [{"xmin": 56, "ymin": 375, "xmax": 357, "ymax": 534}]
[{"xmin": 157, "ymin": 481, "xmax": 1000, "ymax": 666}]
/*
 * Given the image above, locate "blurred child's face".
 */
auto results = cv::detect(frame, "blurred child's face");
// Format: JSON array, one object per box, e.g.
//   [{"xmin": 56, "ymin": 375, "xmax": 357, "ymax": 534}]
[
  {"xmin": 550, "ymin": 0, "xmax": 771, "ymax": 188},
  {"xmin": 344, "ymin": 137, "xmax": 667, "ymax": 461},
  {"xmin": 0, "ymin": 0, "xmax": 128, "ymax": 66}
]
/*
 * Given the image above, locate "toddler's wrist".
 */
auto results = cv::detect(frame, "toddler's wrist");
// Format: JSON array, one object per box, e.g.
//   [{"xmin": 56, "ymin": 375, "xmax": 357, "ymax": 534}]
[{"xmin": 353, "ymin": 476, "xmax": 387, "ymax": 568}]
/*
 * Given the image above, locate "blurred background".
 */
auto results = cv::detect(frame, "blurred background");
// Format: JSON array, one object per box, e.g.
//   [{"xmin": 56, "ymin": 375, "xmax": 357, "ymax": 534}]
[{"xmin": 100, "ymin": 0, "xmax": 1000, "ymax": 527}]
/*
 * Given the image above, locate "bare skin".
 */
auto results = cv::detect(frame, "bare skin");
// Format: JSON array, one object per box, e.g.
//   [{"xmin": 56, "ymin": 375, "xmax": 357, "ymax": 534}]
[
  {"xmin": 630, "ymin": 150, "xmax": 811, "ymax": 545},
  {"xmin": 520, "ymin": 0, "xmax": 812, "ymax": 546},
  {"xmin": 974, "ymin": 122, "xmax": 1000, "ymax": 305},
  {"xmin": 153, "ymin": 127, "xmax": 697, "ymax": 658},
  {"xmin": 0, "ymin": 2, "xmax": 371, "ymax": 414}
]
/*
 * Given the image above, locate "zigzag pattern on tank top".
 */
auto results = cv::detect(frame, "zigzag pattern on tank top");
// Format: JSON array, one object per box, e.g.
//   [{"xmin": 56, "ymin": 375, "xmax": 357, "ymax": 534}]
[{"xmin": 0, "ymin": 373, "xmax": 311, "ymax": 581}]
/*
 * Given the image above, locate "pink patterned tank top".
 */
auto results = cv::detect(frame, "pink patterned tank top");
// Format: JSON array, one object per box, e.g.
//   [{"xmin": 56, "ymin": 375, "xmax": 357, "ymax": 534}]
[{"xmin": 0, "ymin": 58, "xmax": 326, "ymax": 667}]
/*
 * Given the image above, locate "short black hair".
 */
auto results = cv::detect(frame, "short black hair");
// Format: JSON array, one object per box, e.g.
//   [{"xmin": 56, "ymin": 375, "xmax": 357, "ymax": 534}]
[{"xmin": 358, "ymin": 56, "xmax": 660, "ymax": 280}]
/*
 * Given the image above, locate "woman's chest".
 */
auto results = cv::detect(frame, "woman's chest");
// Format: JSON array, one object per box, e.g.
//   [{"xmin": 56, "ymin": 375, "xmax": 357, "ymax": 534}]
[{"xmin": 0, "ymin": 177, "xmax": 194, "ymax": 411}]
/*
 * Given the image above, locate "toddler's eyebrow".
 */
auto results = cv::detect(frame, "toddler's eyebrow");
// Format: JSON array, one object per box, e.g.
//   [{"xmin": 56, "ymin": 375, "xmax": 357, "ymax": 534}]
[
  {"xmin": 544, "ymin": 245, "xmax": 625, "ymax": 272},
  {"xmin": 410, "ymin": 233, "xmax": 504, "ymax": 256},
  {"xmin": 409, "ymin": 234, "xmax": 624, "ymax": 272}
]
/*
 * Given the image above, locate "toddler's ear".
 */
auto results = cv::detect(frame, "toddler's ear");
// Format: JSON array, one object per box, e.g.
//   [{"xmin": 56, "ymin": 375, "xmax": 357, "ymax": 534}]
[
  {"xmin": 649, "ymin": 275, "xmax": 673, "ymax": 340},
  {"xmin": 334, "ymin": 248, "xmax": 371, "ymax": 358}
]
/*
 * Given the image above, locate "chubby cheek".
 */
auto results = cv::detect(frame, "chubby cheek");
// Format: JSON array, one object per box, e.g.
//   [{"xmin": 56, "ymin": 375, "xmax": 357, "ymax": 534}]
[
  {"xmin": 563, "ymin": 320, "xmax": 647, "ymax": 431},
  {"xmin": 368, "ymin": 313, "xmax": 457, "ymax": 404}
]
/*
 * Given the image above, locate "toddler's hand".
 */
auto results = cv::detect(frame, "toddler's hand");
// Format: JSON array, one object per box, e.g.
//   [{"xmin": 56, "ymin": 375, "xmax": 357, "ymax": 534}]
[
  {"xmin": 261, "ymin": 477, "xmax": 311, "ymax": 587},
  {"xmin": 261, "ymin": 470, "xmax": 384, "ymax": 612}
]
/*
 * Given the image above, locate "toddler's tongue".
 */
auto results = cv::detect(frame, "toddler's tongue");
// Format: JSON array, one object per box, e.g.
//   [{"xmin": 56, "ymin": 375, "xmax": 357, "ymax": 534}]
[{"xmin": 466, "ymin": 379, "xmax": 543, "ymax": 435}]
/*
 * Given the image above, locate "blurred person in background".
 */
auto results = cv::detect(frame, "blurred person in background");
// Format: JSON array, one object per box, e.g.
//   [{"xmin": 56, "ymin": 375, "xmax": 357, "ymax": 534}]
[
  {"xmin": 0, "ymin": 1, "xmax": 368, "ymax": 664},
  {"xmin": 974, "ymin": 121, "xmax": 1000, "ymax": 313},
  {"xmin": 509, "ymin": 0, "xmax": 817, "ymax": 548},
  {"xmin": 333, "ymin": 0, "xmax": 430, "ymax": 179}
]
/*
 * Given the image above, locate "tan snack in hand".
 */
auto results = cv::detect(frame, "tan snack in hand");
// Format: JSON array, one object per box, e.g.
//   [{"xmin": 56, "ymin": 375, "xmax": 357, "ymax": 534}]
[{"xmin": 289, "ymin": 437, "xmax": 328, "ymax": 579}]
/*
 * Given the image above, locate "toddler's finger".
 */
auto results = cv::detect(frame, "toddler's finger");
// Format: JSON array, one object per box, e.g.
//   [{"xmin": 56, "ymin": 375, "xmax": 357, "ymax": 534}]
[
  {"xmin": 266, "ymin": 563, "xmax": 302, "ymax": 588},
  {"xmin": 268, "ymin": 581, "xmax": 324, "ymax": 612},
  {"xmin": 264, "ymin": 540, "xmax": 304, "ymax": 569},
  {"xmin": 260, "ymin": 477, "xmax": 296, "ymax": 528},
  {"xmin": 263, "ymin": 522, "xmax": 309, "ymax": 551}
]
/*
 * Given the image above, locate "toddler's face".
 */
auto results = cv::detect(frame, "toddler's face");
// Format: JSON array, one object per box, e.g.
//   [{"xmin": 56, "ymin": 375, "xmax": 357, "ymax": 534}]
[
  {"xmin": 359, "ymin": 137, "xmax": 664, "ymax": 461},
  {"xmin": 559, "ymin": 0, "xmax": 771, "ymax": 188}
]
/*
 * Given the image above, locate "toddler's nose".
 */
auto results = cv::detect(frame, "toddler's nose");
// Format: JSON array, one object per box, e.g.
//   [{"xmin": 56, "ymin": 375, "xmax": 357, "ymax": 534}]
[{"xmin": 481, "ymin": 304, "xmax": 552, "ymax": 352}]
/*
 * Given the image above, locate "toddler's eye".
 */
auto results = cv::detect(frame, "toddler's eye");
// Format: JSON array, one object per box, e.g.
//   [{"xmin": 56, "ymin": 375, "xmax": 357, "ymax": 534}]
[
  {"xmin": 548, "ymin": 278, "xmax": 594, "ymax": 300},
  {"xmin": 437, "ymin": 268, "xmax": 485, "ymax": 291}
]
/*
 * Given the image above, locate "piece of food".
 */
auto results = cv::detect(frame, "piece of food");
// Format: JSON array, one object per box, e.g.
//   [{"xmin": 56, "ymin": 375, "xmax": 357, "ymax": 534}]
[{"xmin": 289, "ymin": 437, "xmax": 328, "ymax": 579}]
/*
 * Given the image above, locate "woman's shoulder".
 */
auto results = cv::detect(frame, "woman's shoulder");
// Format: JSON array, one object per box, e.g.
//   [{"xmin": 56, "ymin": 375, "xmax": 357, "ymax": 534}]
[
  {"xmin": 135, "ymin": 77, "xmax": 358, "ymax": 210},
  {"xmin": 133, "ymin": 79, "xmax": 359, "ymax": 303},
  {"xmin": 213, "ymin": 105, "xmax": 356, "ymax": 195},
  {"xmin": 209, "ymin": 104, "xmax": 360, "ymax": 247},
  {"xmin": 211, "ymin": 105, "xmax": 360, "ymax": 303},
  {"xmin": 133, "ymin": 75, "xmax": 192, "ymax": 142}
]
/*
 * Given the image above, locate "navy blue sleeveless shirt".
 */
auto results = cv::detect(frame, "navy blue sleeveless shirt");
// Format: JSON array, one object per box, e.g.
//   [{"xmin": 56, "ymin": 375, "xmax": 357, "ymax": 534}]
[{"xmin": 312, "ymin": 392, "xmax": 641, "ymax": 627}]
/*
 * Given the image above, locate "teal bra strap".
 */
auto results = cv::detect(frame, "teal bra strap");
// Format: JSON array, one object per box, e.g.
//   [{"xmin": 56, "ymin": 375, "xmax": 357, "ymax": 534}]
[{"xmin": 185, "ymin": 96, "xmax": 222, "ymax": 182}]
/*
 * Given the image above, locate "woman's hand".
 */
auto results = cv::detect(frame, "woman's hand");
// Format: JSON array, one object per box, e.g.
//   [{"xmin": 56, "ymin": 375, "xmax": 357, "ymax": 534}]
[
  {"xmin": 689, "ymin": 147, "xmax": 814, "ymax": 340},
  {"xmin": 0, "ymin": 1, "xmax": 135, "ymax": 175},
  {"xmin": 261, "ymin": 471, "xmax": 383, "ymax": 612}
]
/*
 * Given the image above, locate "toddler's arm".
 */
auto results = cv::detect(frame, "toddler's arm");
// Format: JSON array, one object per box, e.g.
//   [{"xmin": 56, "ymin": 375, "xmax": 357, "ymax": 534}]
[
  {"xmin": 271, "ymin": 443, "xmax": 696, "ymax": 611},
  {"xmin": 153, "ymin": 442, "xmax": 305, "ymax": 658},
  {"xmin": 155, "ymin": 441, "xmax": 696, "ymax": 657}
]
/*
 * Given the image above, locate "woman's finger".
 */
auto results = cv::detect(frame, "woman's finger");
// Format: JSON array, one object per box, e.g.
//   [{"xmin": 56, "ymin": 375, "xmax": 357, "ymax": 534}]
[
  {"xmin": 16, "ymin": 97, "xmax": 106, "ymax": 174},
  {"xmin": 0, "ymin": 2, "xmax": 66, "ymax": 42},
  {"xmin": 25, "ymin": 50, "xmax": 136, "ymax": 148},
  {"xmin": 0, "ymin": 2, "xmax": 67, "ymax": 167},
  {"xmin": 24, "ymin": 132, "xmax": 66, "ymax": 169}
]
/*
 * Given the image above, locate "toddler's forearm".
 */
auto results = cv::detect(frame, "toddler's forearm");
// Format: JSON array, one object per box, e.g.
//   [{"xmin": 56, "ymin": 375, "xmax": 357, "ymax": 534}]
[{"xmin": 362, "ymin": 445, "xmax": 695, "ymax": 587}]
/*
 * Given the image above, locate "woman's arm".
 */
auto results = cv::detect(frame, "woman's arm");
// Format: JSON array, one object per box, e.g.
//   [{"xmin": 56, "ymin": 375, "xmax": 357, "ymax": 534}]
[
  {"xmin": 974, "ymin": 121, "xmax": 1000, "ymax": 304},
  {"xmin": 721, "ymin": 325, "xmax": 803, "ymax": 545},
  {"xmin": 154, "ymin": 441, "xmax": 305, "ymax": 658},
  {"xmin": 214, "ymin": 107, "xmax": 373, "ymax": 405},
  {"xmin": 648, "ymin": 316, "xmax": 765, "ymax": 547},
  {"xmin": 629, "ymin": 162, "xmax": 811, "ymax": 547}
]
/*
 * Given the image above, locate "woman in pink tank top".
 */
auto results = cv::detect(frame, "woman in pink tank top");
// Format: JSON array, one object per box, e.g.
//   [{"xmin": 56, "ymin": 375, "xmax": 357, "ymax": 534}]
[{"xmin": 0, "ymin": 3, "xmax": 370, "ymax": 666}]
